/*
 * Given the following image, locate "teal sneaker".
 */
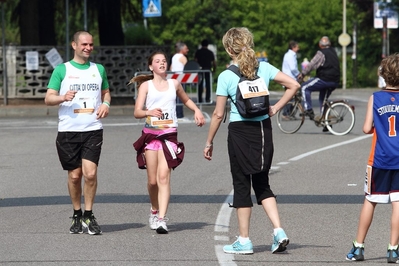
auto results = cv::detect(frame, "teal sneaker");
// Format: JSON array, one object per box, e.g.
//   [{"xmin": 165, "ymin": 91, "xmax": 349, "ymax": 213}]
[
  {"xmin": 387, "ymin": 246, "xmax": 399, "ymax": 263},
  {"xmin": 271, "ymin": 229, "xmax": 289, "ymax": 253},
  {"xmin": 346, "ymin": 241, "xmax": 364, "ymax": 261},
  {"xmin": 223, "ymin": 239, "xmax": 253, "ymax": 255}
]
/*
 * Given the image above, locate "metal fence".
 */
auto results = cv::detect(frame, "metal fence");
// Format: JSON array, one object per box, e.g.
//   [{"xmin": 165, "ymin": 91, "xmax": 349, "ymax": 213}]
[
  {"xmin": 133, "ymin": 69, "xmax": 213, "ymax": 103},
  {"xmin": 0, "ymin": 45, "xmax": 170, "ymax": 100},
  {"xmin": 133, "ymin": 69, "xmax": 213, "ymax": 119}
]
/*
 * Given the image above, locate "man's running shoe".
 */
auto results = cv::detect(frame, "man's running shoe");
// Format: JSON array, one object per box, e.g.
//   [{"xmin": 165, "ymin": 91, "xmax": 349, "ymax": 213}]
[
  {"xmin": 69, "ymin": 214, "xmax": 83, "ymax": 234},
  {"xmin": 346, "ymin": 241, "xmax": 364, "ymax": 261},
  {"xmin": 223, "ymin": 239, "xmax": 254, "ymax": 255},
  {"xmin": 156, "ymin": 217, "xmax": 168, "ymax": 234},
  {"xmin": 82, "ymin": 214, "xmax": 102, "ymax": 235},
  {"xmin": 387, "ymin": 246, "xmax": 399, "ymax": 263},
  {"xmin": 271, "ymin": 229, "xmax": 289, "ymax": 253},
  {"xmin": 149, "ymin": 210, "xmax": 158, "ymax": 230}
]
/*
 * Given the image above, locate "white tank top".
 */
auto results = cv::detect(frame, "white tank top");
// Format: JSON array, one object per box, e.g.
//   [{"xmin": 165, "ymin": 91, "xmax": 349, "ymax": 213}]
[
  {"xmin": 145, "ymin": 79, "xmax": 178, "ymax": 128},
  {"xmin": 171, "ymin": 54, "xmax": 185, "ymax": 73},
  {"xmin": 58, "ymin": 62, "xmax": 103, "ymax": 132}
]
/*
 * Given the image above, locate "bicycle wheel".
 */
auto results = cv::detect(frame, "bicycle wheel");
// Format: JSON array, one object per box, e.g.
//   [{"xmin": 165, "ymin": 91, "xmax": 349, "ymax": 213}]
[
  {"xmin": 276, "ymin": 101, "xmax": 305, "ymax": 134},
  {"xmin": 324, "ymin": 102, "xmax": 355, "ymax": 136}
]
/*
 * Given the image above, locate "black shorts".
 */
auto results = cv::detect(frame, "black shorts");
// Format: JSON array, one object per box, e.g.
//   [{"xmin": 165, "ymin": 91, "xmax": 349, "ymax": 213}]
[{"xmin": 56, "ymin": 129, "xmax": 103, "ymax": 170}]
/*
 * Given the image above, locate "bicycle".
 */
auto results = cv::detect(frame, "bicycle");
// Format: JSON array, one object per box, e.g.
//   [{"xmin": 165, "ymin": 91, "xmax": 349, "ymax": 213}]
[{"xmin": 276, "ymin": 88, "xmax": 355, "ymax": 136}]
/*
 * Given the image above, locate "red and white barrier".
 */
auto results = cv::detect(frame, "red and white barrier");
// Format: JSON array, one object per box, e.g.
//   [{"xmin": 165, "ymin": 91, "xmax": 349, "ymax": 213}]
[{"xmin": 166, "ymin": 73, "xmax": 198, "ymax": 84}]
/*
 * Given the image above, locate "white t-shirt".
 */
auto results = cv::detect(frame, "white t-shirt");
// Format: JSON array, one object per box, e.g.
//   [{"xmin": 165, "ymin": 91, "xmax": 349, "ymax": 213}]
[{"xmin": 171, "ymin": 54, "xmax": 185, "ymax": 73}]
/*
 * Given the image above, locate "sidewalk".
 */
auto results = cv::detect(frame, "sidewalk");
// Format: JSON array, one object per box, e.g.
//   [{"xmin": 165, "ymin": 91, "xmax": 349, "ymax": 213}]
[{"xmin": 0, "ymin": 88, "xmax": 377, "ymax": 118}]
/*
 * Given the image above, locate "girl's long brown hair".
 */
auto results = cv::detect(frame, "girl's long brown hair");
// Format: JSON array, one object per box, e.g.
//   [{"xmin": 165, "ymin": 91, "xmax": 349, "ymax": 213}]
[{"xmin": 127, "ymin": 50, "xmax": 168, "ymax": 88}]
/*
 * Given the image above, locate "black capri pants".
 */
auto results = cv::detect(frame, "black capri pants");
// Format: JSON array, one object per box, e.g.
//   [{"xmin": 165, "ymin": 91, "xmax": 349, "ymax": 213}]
[{"xmin": 227, "ymin": 118, "xmax": 275, "ymax": 208}]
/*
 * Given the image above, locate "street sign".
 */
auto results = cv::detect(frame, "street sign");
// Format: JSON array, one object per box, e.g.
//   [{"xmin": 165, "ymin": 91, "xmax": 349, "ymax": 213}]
[
  {"xmin": 338, "ymin": 33, "xmax": 351, "ymax": 47},
  {"xmin": 143, "ymin": 0, "xmax": 161, "ymax": 18},
  {"xmin": 374, "ymin": 1, "xmax": 398, "ymax": 29}
]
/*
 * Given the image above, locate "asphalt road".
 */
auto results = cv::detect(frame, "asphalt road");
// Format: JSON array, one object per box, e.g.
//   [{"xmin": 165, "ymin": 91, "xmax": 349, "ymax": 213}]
[{"xmin": 1, "ymin": 88, "xmax": 393, "ymax": 265}]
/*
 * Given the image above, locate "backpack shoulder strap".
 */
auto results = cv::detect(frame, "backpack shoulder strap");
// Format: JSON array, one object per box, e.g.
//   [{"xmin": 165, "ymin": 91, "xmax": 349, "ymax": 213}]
[
  {"xmin": 228, "ymin": 64, "xmax": 241, "ymax": 78},
  {"xmin": 224, "ymin": 65, "xmax": 242, "ymax": 123}
]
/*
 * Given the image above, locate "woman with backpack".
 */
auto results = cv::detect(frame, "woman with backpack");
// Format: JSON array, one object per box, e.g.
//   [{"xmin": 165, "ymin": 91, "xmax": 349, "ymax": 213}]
[{"xmin": 203, "ymin": 27, "xmax": 300, "ymax": 254}]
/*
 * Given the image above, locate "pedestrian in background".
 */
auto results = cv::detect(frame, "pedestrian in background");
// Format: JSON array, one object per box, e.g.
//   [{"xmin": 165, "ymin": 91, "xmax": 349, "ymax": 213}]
[
  {"xmin": 170, "ymin": 41, "xmax": 189, "ymax": 120},
  {"xmin": 203, "ymin": 27, "xmax": 300, "ymax": 255},
  {"xmin": 195, "ymin": 39, "xmax": 216, "ymax": 103},
  {"xmin": 281, "ymin": 40, "xmax": 301, "ymax": 118},
  {"xmin": 282, "ymin": 40, "xmax": 300, "ymax": 81},
  {"xmin": 44, "ymin": 30, "xmax": 111, "ymax": 235},
  {"xmin": 131, "ymin": 51, "xmax": 205, "ymax": 234}
]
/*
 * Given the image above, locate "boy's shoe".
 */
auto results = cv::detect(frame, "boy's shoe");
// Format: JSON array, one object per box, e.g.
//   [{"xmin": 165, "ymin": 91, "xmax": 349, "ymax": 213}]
[
  {"xmin": 82, "ymin": 214, "xmax": 102, "ymax": 235},
  {"xmin": 387, "ymin": 246, "xmax": 399, "ymax": 263},
  {"xmin": 69, "ymin": 214, "xmax": 83, "ymax": 234},
  {"xmin": 149, "ymin": 210, "xmax": 158, "ymax": 230},
  {"xmin": 223, "ymin": 239, "xmax": 254, "ymax": 255},
  {"xmin": 346, "ymin": 241, "xmax": 364, "ymax": 261},
  {"xmin": 271, "ymin": 229, "xmax": 289, "ymax": 253},
  {"xmin": 156, "ymin": 217, "xmax": 168, "ymax": 234}
]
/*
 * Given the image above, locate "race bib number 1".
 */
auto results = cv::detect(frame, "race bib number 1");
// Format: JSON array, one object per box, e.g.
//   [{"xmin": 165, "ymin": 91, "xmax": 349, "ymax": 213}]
[
  {"xmin": 73, "ymin": 97, "xmax": 95, "ymax": 114},
  {"xmin": 238, "ymin": 78, "xmax": 269, "ymax": 99}
]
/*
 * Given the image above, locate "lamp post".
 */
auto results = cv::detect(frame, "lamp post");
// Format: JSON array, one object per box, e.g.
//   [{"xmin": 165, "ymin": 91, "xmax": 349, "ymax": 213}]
[
  {"xmin": 339, "ymin": 0, "xmax": 351, "ymax": 89},
  {"xmin": 1, "ymin": 0, "xmax": 7, "ymax": 105}
]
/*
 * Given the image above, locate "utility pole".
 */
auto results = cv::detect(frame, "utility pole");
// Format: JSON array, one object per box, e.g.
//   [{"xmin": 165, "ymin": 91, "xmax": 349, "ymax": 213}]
[
  {"xmin": 338, "ymin": 0, "xmax": 351, "ymax": 89},
  {"xmin": 1, "ymin": 0, "xmax": 7, "ymax": 105}
]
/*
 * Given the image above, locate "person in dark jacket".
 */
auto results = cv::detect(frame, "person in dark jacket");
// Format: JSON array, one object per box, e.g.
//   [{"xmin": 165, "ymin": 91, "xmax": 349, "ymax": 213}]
[
  {"xmin": 129, "ymin": 51, "xmax": 205, "ymax": 234},
  {"xmin": 300, "ymin": 36, "xmax": 340, "ymax": 120}
]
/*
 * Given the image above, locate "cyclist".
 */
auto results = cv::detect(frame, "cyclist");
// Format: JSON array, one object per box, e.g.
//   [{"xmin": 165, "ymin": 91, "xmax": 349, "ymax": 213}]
[{"xmin": 300, "ymin": 36, "xmax": 340, "ymax": 121}]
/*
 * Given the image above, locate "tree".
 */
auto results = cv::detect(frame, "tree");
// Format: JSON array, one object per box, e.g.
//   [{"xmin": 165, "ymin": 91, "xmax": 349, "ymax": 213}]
[
  {"xmin": 97, "ymin": 0, "xmax": 124, "ymax": 45},
  {"xmin": 16, "ymin": 0, "xmax": 56, "ymax": 45}
]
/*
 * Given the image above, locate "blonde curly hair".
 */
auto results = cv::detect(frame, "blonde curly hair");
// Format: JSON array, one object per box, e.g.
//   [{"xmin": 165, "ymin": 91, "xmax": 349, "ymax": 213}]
[{"xmin": 222, "ymin": 27, "xmax": 258, "ymax": 80}]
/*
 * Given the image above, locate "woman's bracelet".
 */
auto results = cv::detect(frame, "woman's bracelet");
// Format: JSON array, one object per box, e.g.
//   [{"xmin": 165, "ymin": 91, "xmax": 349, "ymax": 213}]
[
  {"xmin": 205, "ymin": 142, "xmax": 213, "ymax": 149},
  {"xmin": 102, "ymin": 101, "xmax": 110, "ymax": 107}
]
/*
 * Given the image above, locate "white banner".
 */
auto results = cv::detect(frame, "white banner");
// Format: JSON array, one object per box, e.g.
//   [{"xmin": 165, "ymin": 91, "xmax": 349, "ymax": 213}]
[{"xmin": 25, "ymin": 51, "xmax": 39, "ymax": 71}]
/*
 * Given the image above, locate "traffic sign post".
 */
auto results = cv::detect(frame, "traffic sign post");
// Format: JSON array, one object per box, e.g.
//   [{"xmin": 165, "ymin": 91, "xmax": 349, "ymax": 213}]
[
  {"xmin": 142, "ymin": 0, "xmax": 161, "ymax": 30},
  {"xmin": 142, "ymin": 0, "xmax": 162, "ymax": 18}
]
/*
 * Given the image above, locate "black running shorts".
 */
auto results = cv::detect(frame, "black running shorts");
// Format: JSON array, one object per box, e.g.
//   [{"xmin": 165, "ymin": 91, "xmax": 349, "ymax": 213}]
[{"xmin": 56, "ymin": 129, "xmax": 103, "ymax": 170}]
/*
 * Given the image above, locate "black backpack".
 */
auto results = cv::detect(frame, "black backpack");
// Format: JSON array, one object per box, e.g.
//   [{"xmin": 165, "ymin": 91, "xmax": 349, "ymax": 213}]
[{"xmin": 228, "ymin": 65, "xmax": 270, "ymax": 118}]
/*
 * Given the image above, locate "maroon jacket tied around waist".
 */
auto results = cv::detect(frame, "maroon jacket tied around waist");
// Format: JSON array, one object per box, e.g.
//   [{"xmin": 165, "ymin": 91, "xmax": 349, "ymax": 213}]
[{"xmin": 133, "ymin": 131, "xmax": 185, "ymax": 170}]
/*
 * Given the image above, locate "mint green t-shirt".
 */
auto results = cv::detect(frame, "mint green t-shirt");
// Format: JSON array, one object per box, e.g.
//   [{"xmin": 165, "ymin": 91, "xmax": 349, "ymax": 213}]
[{"xmin": 216, "ymin": 61, "xmax": 279, "ymax": 122}]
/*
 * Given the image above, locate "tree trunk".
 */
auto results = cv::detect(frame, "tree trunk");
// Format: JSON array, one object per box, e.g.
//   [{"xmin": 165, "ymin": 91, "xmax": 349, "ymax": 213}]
[
  {"xmin": 38, "ymin": 0, "xmax": 56, "ymax": 45},
  {"xmin": 97, "ymin": 0, "xmax": 124, "ymax": 45},
  {"xmin": 19, "ymin": 0, "xmax": 39, "ymax": 45},
  {"xmin": 19, "ymin": 0, "xmax": 56, "ymax": 45}
]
